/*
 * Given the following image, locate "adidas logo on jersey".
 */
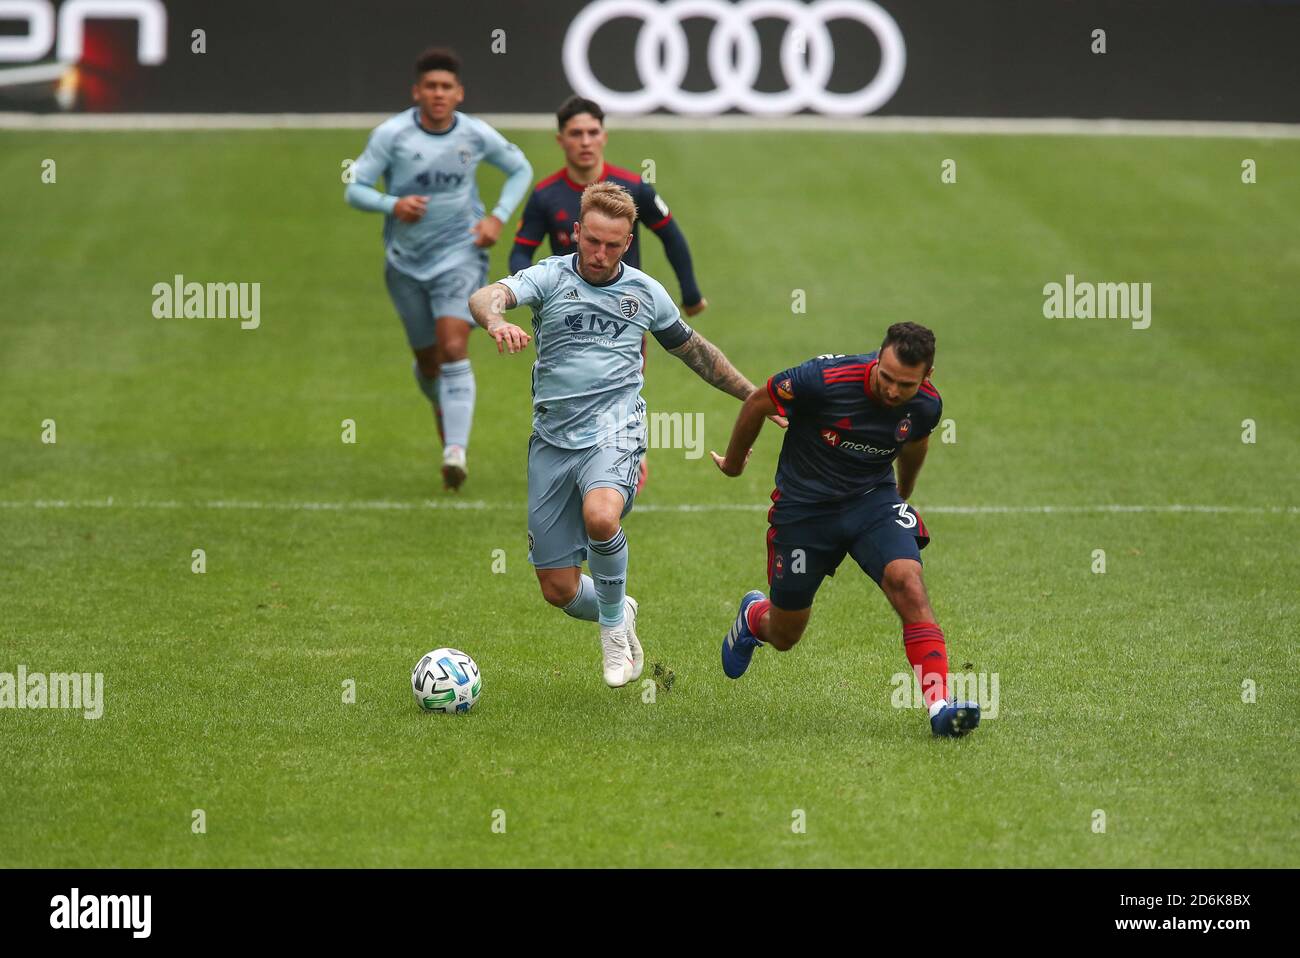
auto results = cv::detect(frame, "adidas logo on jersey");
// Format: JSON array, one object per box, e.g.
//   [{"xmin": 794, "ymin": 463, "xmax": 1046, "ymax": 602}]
[{"xmin": 563, "ymin": 287, "xmax": 580, "ymax": 300}]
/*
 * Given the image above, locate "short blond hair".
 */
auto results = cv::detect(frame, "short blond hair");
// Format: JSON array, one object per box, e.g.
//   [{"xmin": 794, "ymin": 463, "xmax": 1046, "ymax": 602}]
[{"xmin": 580, "ymin": 181, "xmax": 637, "ymax": 229}]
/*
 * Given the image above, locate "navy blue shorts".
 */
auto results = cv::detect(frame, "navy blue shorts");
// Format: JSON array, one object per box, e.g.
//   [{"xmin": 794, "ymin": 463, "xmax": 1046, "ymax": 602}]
[{"xmin": 766, "ymin": 484, "xmax": 931, "ymax": 611}]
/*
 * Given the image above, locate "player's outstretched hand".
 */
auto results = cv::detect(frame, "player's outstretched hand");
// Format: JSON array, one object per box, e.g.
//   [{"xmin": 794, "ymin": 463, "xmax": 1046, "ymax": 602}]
[
  {"xmin": 393, "ymin": 195, "xmax": 429, "ymax": 222},
  {"xmin": 684, "ymin": 297, "xmax": 708, "ymax": 317},
  {"xmin": 471, "ymin": 215, "xmax": 503, "ymax": 248},
  {"xmin": 767, "ymin": 414, "xmax": 789, "ymax": 429},
  {"xmin": 710, "ymin": 448, "xmax": 750, "ymax": 477},
  {"xmin": 491, "ymin": 323, "xmax": 532, "ymax": 354}
]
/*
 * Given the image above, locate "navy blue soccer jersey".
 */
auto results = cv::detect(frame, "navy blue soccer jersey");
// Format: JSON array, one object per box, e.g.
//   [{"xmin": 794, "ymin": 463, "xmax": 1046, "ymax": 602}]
[
  {"xmin": 509, "ymin": 163, "xmax": 701, "ymax": 307},
  {"xmin": 766, "ymin": 351, "xmax": 942, "ymax": 521}
]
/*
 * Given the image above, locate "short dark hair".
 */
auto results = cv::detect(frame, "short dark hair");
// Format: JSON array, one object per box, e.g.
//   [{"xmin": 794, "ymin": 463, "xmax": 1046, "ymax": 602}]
[
  {"xmin": 557, "ymin": 95, "xmax": 604, "ymax": 130},
  {"xmin": 415, "ymin": 47, "xmax": 461, "ymax": 79},
  {"xmin": 880, "ymin": 322, "xmax": 936, "ymax": 370}
]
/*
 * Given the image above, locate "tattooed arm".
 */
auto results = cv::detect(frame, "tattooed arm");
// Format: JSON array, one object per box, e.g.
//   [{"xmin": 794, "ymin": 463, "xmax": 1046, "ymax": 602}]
[{"xmin": 666, "ymin": 330, "xmax": 755, "ymax": 401}]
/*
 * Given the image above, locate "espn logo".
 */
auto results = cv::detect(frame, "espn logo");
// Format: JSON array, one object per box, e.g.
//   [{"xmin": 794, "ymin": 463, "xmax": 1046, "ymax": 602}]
[{"xmin": 0, "ymin": 0, "xmax": 167, "ymax": 65}]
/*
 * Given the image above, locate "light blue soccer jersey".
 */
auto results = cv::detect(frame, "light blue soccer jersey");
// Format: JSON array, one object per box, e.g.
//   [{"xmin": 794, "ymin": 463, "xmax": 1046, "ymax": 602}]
[
  {"xmin": 499, "ymin": 254, "xmax": 694, "ymax": 450},
  {"xmin": 345, "ymin": 109, "xmax": 532, "ymax": 280}
]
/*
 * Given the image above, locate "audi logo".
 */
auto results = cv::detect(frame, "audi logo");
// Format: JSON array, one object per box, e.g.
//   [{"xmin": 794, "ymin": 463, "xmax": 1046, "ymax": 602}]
[{"xmin": 562, "ymin": 0, "xmax": 906, "ymax": 116}]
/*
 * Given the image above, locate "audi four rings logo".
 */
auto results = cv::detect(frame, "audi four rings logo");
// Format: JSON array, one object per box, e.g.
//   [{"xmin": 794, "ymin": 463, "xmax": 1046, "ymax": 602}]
[{"xmin": 563, "ymin": 0, "xmax": 906, "ymax": 116}]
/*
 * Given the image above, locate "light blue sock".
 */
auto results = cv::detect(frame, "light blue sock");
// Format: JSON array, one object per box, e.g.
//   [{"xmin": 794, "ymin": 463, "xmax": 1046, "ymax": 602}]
[
  {"xmin": 561, "ymin": 574, "xmax": 600, "ymax": 621},
  {"xmin": 588, "ymin": 529, "xmax": 628, "ymax": 627},
  {"xmin": 438, "ymin": 359, "xmax": 476, "ymax": 449}
]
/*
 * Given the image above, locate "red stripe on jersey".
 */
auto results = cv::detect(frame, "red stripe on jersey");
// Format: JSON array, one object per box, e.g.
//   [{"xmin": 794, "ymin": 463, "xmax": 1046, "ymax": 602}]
[
  {"xmin": 648, "ymin": 214, "xmax": 672, "ymax": 230},
  {"xmin": 823, "ymin": 364, "xmax": 867, "ymax": 376},
  {"xmin": 765, "ymin": 525, "xmax": 778, "ymax": 585},
  {"xmin": 919, "ymin": 381, "xmax": 939, "ymax": 398},
  {"xmin": 864, "ymin": 359, "xmax": 880, "ymax": 401},
  {"xmin": 513, "ymin": 235, "xmax": 541, "ymax": 247},
  {"xmin": 536, "ymin": 169, "xmax": 566, "ymax": 190},
  {"xmin": 766, "ymin": 376, "xmax": 788, "ymax": 417},
  {"xmin": 603, "ymin": 162, "xmax": 640, "ymax": 181}
]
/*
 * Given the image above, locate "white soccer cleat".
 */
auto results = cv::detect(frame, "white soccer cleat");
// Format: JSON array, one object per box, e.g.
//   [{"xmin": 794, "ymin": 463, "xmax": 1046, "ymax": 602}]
[
  {"xmin": 442, "ymin": 444, "xmax": 467, "ymax": 491},
  {"xmin": 624, "ymin": 595, "xmax": 643, "ymax": 682},
  {"xmin": 599, "ymin": 624, "xmax": 633, "ymax": 688}
]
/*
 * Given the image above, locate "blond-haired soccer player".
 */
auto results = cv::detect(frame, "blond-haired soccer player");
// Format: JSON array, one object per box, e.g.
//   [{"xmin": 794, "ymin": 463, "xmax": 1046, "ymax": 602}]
[
  {"xmin": 509, "ymin": 95, "xmax": 708, "ymax": 494},
  {"xmin": 470, "ymin": 182, "xmax": 779, "ymax": 687}
]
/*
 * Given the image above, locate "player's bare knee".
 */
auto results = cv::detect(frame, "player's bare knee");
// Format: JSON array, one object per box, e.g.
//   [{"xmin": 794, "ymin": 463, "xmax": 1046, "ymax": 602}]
[
  {"xmin": 581, "ymin": 494, "xmax": 623, "ymax": 543},
  {"xmin": 882, "ymin": 561, "xmax": 922, "ymax": 598},
  {"xmin": 537, "ymin": 577, "xmax": 575, "ymax": 608},
  {"xmin": 413, "ymin": 346, "xmax": 440, "ymax": 378},
  {"xmin": 584, "ymin": 513, "xmax": 620, "ymax": 543}
]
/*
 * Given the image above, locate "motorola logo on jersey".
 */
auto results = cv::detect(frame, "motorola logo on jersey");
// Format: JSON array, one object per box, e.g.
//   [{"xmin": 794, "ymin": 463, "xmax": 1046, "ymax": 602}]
[
  {"xmin": 0, "ymin": 0, "xmax": 167, "ymax": 64},
  {"xmin": 562, "ymin": 0, "xmax": 906, "ymax": 116},
  {"xmin": 821, "ymin": 427, "xmax": 895, "ymax": 456}
]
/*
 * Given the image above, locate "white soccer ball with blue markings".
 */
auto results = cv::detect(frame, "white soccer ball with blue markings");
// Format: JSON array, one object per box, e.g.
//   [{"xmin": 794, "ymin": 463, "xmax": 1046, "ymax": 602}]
[{"xmin": 412, "ymin": 648, "xmax": 481, "ymax": 714}]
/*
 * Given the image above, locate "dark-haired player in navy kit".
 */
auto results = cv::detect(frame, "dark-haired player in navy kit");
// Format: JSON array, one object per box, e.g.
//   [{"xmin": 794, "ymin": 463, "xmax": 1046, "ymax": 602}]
[
  {"xmin": 710, "ymin": 323, "xmax": 980, "ymax": 737},
  {"xmin": 510, "ymin": 95, "xmax": 706, "ymax": 492}
]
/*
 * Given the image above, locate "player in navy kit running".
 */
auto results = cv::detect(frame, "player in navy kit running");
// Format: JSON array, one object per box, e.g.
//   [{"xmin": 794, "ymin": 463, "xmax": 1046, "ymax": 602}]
[{"xmin": 710, "ymin": 323, "xmax": 980, "ymax": 737}]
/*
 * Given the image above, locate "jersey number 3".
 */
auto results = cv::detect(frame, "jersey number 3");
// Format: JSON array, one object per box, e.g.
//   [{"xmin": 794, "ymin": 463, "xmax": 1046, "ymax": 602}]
[{"xmin": 893, "ymin": 503, "xmax": 917, "ymax": 529}]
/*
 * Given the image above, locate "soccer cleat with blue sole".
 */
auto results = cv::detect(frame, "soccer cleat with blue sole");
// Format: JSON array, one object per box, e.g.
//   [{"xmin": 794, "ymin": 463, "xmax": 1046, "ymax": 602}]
[
  {"xmin": 931, "ymin": 699, "xmax": 981, "ymax": 738},
  {"xmin": 721, "ymin": 590, "xmax": 767, "ymax": 679}
]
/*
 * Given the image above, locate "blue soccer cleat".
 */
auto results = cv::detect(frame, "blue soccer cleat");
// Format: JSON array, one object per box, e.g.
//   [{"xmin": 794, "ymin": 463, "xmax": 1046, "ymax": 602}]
[
  {"xmin": 931, "ymin": 699, "xmax": 981, "ymax": 738},
  {"xmin": 721, "ymin": 590, "xmax": 767, "ymax": 679}
]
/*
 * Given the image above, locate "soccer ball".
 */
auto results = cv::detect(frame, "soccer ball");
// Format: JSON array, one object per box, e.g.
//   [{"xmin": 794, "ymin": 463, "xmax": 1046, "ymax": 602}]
[{"xmin": 412, "ymin": 648, "xmax": 481, "ymax": 713}]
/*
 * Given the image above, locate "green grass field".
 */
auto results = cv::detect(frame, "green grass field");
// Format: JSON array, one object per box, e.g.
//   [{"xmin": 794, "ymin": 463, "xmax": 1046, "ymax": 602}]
[{"xmin": 1, "ymin": 127, "xmax": 1297, "ymax": 867}]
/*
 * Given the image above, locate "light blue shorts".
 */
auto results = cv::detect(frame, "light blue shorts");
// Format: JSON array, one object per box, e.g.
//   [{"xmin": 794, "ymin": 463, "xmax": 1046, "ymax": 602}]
[
  {"xmin": 527, "ymin": 431, "xmax": 646, "ymax": 569},
  {"xmin": 384, "ymin": 257, "xmax": 487, "ymax": 350}
]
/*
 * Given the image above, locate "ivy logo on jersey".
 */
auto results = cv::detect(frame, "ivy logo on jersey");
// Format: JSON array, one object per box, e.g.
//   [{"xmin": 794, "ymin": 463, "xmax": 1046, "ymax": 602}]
[
  {"xmin": 618, "ymin": 297, "xmax": 641, "ymax": 320},
  {"xmin": 820, "ymin": 428, "xmax": 841, "ymax": 447},
  {"xmin": 895, "ymin": 415, "xmax": 912, "ymax": 442},
  {"xmin": 563, "ymin": 312, "xmax": 630, "ymax": 339},
  {"xmin": 777, "ymin": 378, "xmax": 794, "ymax": 401}
]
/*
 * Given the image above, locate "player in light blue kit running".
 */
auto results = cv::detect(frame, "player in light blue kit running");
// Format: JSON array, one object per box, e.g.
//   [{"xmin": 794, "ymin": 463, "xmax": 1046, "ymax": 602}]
[
  {"xmin": 345, "ymin": 47, "xmax": 532, "ymax": 490},
  {"xmin": 469, "ymin": 182, "xmax": 783, "ymax": 688}
]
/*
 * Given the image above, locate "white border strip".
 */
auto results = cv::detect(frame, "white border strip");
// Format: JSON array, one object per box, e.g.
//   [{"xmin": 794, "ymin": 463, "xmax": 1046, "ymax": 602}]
[
  {"xmin": 0, "ymin": 498, "xmax": 1294, "ymax": 515},
  {"xmin": 1, "ymin": 112, "xmax": 1299, "ymax": 139}
]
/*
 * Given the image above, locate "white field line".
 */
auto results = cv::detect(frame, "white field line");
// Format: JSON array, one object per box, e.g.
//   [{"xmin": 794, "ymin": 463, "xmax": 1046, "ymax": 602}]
[
  {"xmin": 2, "ymin": 112, "xmax": 1299, "ymax": 140},
  {"xmin": 0, "ymin": 498, "xmax": 1295, "ymax": 515}
]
